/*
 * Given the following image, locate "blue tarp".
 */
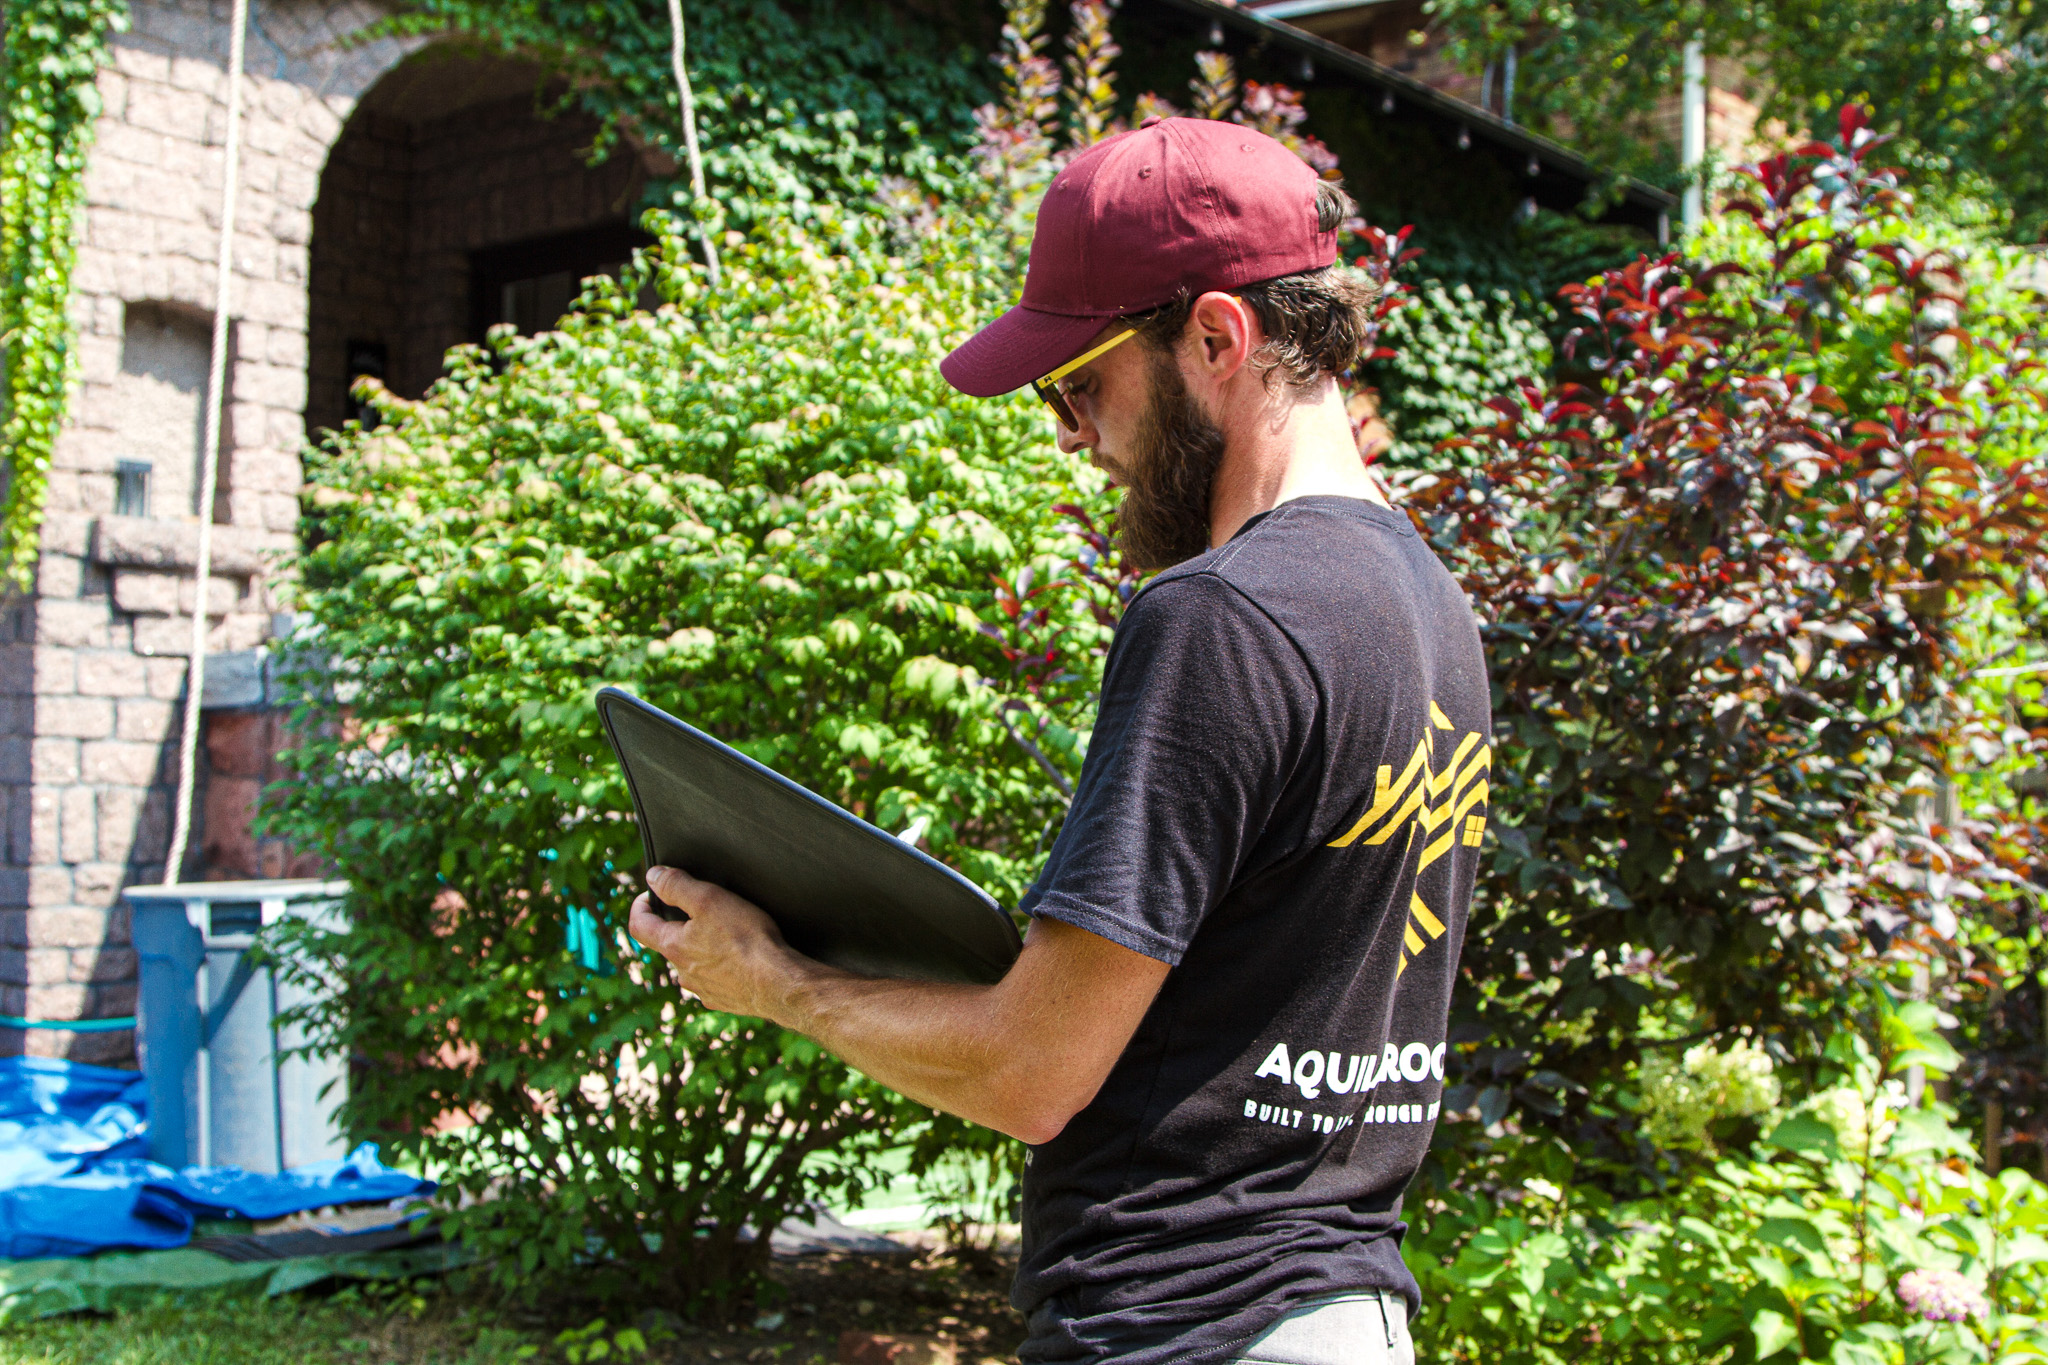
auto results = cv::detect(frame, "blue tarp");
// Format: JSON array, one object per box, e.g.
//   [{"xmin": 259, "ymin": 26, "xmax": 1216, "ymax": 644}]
[
  {"xmin": 0, "ymin": 1166, "xmax": 194, "ymax": 1259},
  {"xmin": 156, "ymin": 1145, "xmax": 432, "ymax": 1221},
  {"xmin": 0, "ymin": 1057, "xmax": 148, "ymax": 1188},
  {"xmin": 0, "ymin": 1057, "xmax": 432, "ymax": 1259}
]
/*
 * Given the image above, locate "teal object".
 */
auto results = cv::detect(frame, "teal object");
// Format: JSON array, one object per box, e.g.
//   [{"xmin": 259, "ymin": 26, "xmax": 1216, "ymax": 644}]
[
  {"xmin": 0, "ymin": 1016, "xmax": 134, "ymax": 1033},
  {"xmin": 564, "ymin": 905, "xmax": 615, "ymax": 977},
  {"xmin": 559, "ymin": 858, "xmax": 637, "ymax": 977}
]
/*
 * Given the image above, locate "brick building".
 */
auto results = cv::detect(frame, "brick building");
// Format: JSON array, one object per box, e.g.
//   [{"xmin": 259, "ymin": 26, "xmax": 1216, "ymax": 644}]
[
  {"xmin": 12, "ymin": 0, "xmax": 1672, "ymax": 1063},
  {"xmin": 9, "ymin": 0, "xmax": 666, "ymax": 1062}
]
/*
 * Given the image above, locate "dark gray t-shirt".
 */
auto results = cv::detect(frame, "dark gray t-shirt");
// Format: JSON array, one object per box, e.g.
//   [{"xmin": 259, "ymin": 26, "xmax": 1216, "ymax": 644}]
[{"xmin": 1013, "ymin": 496, "xmax": 1491, "ymax": 1365}]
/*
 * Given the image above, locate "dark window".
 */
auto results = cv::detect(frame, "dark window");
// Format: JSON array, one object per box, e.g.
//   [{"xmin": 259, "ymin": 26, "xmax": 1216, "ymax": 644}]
[
  {"xmin": 469, "ymin": 221, "xmax": 656, "ymax": 341},
  {"xmin": 115, "ymin": 461, "xmax": 152, "ymax": 518},
  {"xmin": 344, "ymin": 339, "xmax": 388, "ymax": 429},
  {"xmin": 208, "ymin": 901, "xmax": 265, "ymax": 936}
]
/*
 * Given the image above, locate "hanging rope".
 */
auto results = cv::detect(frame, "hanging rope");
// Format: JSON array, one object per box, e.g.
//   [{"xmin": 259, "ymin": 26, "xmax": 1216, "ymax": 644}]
[
  {"xmin": 666, "ymin": 0, "xmax": 721, "ymax": 287},
  {"xmin": 164, "ymin": 0, "xmax": 251, "ymax": 881}
]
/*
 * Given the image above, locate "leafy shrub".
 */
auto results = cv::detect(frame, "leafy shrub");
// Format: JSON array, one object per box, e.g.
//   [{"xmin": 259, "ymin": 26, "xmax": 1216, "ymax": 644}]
[
  {"xmin": 1693, "ymin": 191, "xmax": 2048, "ymax": 1177},
  {"xmin": 1410, "ymin": 998, "xmax": 2048, "ymax": 1364},
  {"xmin": 270, "ymin": 207, "xmax": 1100, "ymax": 1315},
  {"xmin": 1400, "ymin": 109, "xmax": 2048, "ymax": 1130},
  {"xmin": 1361, "ymin": 278, "xmax": 1553, "ymax": 465}
]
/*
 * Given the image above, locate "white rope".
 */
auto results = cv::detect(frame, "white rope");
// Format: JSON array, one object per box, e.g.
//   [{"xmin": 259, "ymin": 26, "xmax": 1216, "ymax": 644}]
[
  {"xmin": 165, "ymin": 0, "xmax": 251, "ymax": 881},
  {"xmin": 666, "ymin": 0, "xmax": 721, "ymax": 287}
]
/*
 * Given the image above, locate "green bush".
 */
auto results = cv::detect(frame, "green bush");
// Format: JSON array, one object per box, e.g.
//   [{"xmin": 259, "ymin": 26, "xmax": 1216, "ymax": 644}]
[
  {"xmin": 1397, "ymin": 114, "xmax": 2048, "ymax": 1130},
  {"xmin": 269, "ymin": 207, "xmax": 1099, "ymax": 1315},
  {"xmin": 1411, "ymin": 999, "xmax": 2048, "ymax": 1364},
  {"xmin": 1362, "ymin": 277, "xmax": 1553, "ymax": 465},
  {"xmin": 1390, "ymin": 113, "xmax": 2048, "ymax": 1365}
]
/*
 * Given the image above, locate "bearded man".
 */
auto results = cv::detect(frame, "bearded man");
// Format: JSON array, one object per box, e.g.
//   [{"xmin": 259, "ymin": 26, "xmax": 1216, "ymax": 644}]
[{"xmin": 631, "ymin": 118, "xmax": 1491, "ymax": 1365}]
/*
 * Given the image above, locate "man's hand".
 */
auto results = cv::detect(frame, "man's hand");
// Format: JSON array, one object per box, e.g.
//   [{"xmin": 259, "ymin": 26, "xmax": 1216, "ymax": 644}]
[{"xmin": 629, "ymin": 866, "xmax": 804, "ymax": 1020}]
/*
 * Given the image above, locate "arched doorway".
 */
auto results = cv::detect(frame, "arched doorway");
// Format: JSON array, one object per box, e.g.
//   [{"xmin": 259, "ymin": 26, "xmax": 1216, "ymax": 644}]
[
  {"xmin": 192, "ymin": 47, "xmax": 669, "ymax": 885},
  {"xmin": 195, "ymin": 48, "xmax": 667, "ymax": 879},
  {"xmin": 304, "ymin": 47, "xmax": 663, "ymax": 437}
]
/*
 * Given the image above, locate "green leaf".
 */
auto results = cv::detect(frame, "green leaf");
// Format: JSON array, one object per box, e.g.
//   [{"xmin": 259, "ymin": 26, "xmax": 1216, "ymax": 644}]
[
  {"xmin": 1757, "ymin": 1217, "xmax": 1829, "ymax": 1257},
  {"xmin": 1766, "ymin": 1115, "xmax": 1840, "ymax": 1154},
  {"xmin": 1752, "ymin": 1308, "xmax": 1799, "ymax": 1360}
]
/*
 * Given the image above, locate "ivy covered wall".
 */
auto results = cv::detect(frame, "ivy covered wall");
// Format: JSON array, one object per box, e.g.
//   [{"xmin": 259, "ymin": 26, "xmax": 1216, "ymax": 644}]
[
  {"xmin": 364, "ymin": 0, "xmax": 993, "ymax": 227},
  {"xmin": 2, "ymin": 0, "xmax": 998, "ymax": 596},
  {"xmin": 1, "ymin": 0, "xmax": 129, "ymax": 590},
  {"xmin": 3, "ymin": 0, "xmax": 1644, "ymax": 587}
]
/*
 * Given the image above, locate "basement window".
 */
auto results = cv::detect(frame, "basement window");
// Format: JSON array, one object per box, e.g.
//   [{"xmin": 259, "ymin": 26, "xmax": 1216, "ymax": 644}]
[{"xmin": 115, "ymin": 461, "xmax": 152, "ymax": 519}]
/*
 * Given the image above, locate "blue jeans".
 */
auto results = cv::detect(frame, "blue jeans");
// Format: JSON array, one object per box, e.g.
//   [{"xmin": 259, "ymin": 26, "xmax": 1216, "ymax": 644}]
[{"xmin": 1227, "ymin": 1291, "xmax": 1414, "ymax": 1365}]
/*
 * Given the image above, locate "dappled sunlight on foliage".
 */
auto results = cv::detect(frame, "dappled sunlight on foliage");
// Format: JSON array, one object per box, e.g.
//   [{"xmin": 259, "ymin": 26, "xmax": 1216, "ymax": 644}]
[
  {"xmin": 1399, "ymin": 108, "xmax": 2048, "ymax": 1128},
  {"xmin": 245, "ymin": 0, "xmax": 2048, "ymax": 1347},
  {"xmin": 270, "ymin": 207, "xmax": 1102, "ymax": 1317},
  {"xmin": 1410, "ymin": 995, "xmax": 2048, "ymax": 1363},
  {"xmin": 1390, "ymin": 107, "xmax": 2048, "ymax": 1363}
]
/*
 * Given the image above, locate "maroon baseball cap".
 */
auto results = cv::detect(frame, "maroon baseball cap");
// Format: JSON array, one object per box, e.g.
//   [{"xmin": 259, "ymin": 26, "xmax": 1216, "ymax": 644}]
[{"xmin": 941, "ymin": 117, "xmax": 1338, "ymax": 398}]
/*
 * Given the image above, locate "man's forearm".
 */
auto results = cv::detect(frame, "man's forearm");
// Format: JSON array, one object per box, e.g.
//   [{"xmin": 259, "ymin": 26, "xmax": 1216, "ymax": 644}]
[
  {"xmin": 631, "ymin": 870, "xmax": 1170, "ymax": 1146},
  {"xmin": 771, "ymin": 963, "xmax": 1058, "ymax": 1141}
]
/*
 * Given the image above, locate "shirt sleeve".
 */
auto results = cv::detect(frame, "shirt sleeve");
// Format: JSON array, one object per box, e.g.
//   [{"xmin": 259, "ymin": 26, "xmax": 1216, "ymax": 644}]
[{"xmin": 1019, "ymin": 571, "xmax": 1319, "ymax": 965}]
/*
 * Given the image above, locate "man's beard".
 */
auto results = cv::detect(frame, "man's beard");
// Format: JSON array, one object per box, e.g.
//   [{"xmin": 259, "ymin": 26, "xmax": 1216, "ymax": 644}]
[{"xmin": 1114, "ymin": 350, "xmax": 1228, "ymax": 573}]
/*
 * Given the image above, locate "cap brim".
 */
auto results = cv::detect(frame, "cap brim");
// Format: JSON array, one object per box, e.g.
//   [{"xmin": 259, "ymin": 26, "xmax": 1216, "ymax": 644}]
[{"xmin": 941, "ymin": 304, "xmax": 1117, "ymax": 398}]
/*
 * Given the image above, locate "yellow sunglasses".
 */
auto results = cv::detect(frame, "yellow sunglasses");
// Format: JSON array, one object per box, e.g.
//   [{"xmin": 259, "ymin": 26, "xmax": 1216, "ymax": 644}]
[{"xmin": 1032, "ymin": 327, "xmax": 1138, "ymax": 431}]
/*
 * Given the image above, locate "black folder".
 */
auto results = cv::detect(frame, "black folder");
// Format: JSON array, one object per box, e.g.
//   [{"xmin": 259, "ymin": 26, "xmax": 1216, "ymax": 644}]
[{"xmin": 597, "ymin": 687, "xmax": 1021, "ymax": 985}]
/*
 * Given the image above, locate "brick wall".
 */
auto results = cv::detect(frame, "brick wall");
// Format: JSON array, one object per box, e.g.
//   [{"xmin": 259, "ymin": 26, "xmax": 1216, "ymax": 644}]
[
  {"xmin": 199, "ymin": 709, "xmax": 323, "ymax": 882},
  {"xmin": 0, "ymin": 0, "xmax": 413, "ymax": 1062},
  {"xmin": 400, "ymin": 93, "xmax": 647, "ymax": 397},
  {"xmin": 6, "ymin": 0, "xmax": 664, "ymax": 1063}
]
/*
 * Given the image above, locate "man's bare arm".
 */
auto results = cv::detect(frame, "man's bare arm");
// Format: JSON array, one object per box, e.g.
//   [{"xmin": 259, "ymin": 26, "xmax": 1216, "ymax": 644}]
[{"xmin": 628, "ymin": 865, "xmax": 1170, "ymax": 1145}]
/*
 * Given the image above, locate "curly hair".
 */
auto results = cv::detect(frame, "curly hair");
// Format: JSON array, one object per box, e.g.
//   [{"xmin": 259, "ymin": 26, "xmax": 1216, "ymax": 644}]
[{"xmin": 1131, "ymin": 180, "xmax": 1376, "ymax": 392}]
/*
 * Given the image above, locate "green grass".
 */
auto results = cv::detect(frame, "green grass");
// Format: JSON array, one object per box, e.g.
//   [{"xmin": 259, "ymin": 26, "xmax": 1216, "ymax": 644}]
[
  {"xmin": 0, "ymin": 1291, "xmax": 546, "ymax": 1365},
  {"xmin": 0, "ymin": 1239, "xmax": 1024, "ymax": 1365}
]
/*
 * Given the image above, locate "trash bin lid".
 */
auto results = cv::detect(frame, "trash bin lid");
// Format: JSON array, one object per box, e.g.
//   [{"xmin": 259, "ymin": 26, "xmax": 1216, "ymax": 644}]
[{"xmin": 123, "ymin": 878, "xmax": 349, "ymax": 903}]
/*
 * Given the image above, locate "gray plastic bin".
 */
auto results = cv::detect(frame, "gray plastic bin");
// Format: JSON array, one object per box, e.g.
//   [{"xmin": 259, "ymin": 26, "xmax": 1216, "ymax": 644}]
[{"xmin": 127, "ymin": 878, "xmax": 350, "ymax": 1171}]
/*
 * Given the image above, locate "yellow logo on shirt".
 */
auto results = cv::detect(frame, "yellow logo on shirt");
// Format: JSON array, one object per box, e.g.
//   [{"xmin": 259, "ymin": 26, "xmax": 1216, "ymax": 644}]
[{"xmin": 1327, "ymin": 701, "xmax": 1490, "ymax": 977}]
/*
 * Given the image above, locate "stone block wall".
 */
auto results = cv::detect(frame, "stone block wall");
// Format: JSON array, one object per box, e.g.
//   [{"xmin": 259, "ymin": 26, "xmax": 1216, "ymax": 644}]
[
  {"xmin": 7, "ymin": 0, "xmax": 664, "ymax": 1063},
  {"xmin": 0, "ymin": 0, "xmax": 412, "ymax": 1062},
  {"xmin": 306, "ymin": 79, "xmax": 649, "ymax": 431}
]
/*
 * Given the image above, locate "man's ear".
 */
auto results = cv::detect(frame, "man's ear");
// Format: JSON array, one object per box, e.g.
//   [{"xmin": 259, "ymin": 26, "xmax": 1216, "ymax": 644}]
[{"xmin": 1186, "ymin": 291, "xmax": 1259, "ymax": 381}]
